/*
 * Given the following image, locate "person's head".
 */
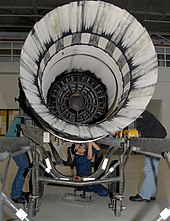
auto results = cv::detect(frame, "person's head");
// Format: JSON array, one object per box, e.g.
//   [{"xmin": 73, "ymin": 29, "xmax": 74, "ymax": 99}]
[{"xmin": 71, "ymin": 143, "xmax": 86, "ymax": 155}]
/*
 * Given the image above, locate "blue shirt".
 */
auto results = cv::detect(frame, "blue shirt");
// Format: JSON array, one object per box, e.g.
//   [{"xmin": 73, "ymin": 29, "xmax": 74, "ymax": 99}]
[
  {"xmin": 6, "ymin": 117, "xmax": 22, "ymax": 137},
  {"xmin": 73, "ymin": 148, "xmax": 99, "ymax": 177}
]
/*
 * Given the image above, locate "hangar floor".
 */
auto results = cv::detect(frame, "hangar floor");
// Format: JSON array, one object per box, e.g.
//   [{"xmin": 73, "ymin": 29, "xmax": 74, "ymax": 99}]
[{"xmin": 3, "ymin": 154, "xmax": 170, "ymax": 221}]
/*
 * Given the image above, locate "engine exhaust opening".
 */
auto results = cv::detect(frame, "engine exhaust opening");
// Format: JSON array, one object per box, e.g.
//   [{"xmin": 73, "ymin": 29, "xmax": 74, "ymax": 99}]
[{"xmin": 20, "ymin": 1, "xmax": 158, "ymax": 142}]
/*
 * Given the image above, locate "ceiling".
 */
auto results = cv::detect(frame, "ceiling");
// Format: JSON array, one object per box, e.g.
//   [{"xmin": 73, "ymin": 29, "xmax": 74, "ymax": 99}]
[{"xmin": 0, "ymin": 0, "xmax": 170, "ymax": 44}]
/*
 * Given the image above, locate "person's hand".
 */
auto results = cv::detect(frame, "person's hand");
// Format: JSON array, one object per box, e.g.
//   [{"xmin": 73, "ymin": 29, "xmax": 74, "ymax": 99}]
[{"xmin": 73, "ymin": 176, "xmax": 81, "ymax": 182}]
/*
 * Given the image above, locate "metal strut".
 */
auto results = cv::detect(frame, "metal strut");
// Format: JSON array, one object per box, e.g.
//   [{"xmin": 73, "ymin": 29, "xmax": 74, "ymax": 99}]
[{"xmin": 0, "ymin": 152, "xmax": 33, "ymax": 221}]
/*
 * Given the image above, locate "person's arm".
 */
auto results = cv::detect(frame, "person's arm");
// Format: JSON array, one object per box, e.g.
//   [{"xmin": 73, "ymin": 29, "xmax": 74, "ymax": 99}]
[
  {"xmin": 75, "ymin": 143, "xmax": 79, "ymax": 150},
  {"xmin": 91, "ymin": 141, "xmax": 100, "ymax": 150},
  {"xmin": 87, "ymin": 142, "xmax": 93, "ymax": 160},
  {"xmin": 87, "ymin": 142, "xmax": 100, "ymax": 160}
]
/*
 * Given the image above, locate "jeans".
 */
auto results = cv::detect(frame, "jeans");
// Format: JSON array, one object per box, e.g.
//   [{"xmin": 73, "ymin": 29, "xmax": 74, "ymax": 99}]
[
  {"xmin": 139, "ymin": 156, "xmax": 160, "ymax": 200},
  {"xmin": 11, "ymin": 153, "xmax": 30, "ymax": 198},
  {"xmin": 77, "ymin": 184, "xmax": 109, "ymax": 196}
]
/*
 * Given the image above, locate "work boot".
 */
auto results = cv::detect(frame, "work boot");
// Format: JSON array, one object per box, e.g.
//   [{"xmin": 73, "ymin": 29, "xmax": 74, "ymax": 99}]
[
  {"xmin": 129, "ymin": 194, "xmax": 150, "ymax": 202},
  {"xmin": 11, "ymin": 195, "xmax": 26, "ymax": 204},
  {"xmin": 21, "ymin": 192, "xmax": 30, "ymax": 202},
  {"xmin": 129, "ymin": 194, "xmax": 156, "ymax": 202},
  {"xmin": 21, "ymin": 191, "xmax": 30, "ymax": 198}
]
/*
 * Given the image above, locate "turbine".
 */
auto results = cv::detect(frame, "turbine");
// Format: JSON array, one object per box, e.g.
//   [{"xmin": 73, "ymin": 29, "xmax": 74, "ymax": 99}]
[{"xmin": 20, "ymin": 1, "xmax": 158, "ymax": 142}]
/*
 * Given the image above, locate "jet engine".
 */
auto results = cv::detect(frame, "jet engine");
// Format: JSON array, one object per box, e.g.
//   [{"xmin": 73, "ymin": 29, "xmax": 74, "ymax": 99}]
[{"xmin": 20, "ymin": 1, "xmax": 158, "ymax": 142}]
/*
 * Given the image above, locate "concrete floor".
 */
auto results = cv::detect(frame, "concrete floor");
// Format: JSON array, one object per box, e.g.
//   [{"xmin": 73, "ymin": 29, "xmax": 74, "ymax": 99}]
[{"xmin": 3, "ymin": 154, "xmax": 170, "ymax": 221}]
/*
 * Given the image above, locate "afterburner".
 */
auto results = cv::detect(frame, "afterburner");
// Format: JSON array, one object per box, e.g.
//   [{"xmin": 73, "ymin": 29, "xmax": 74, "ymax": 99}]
[
  {"xmin": 20, "ymin": 1, "xmax": 158, "ymax": 142},
  {"xmin": 47, "ymin": 71, "xmax": 108, "ymax": 124}
]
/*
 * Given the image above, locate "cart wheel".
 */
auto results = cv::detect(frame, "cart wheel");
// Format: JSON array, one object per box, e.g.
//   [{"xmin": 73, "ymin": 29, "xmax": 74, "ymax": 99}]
[
  {"xmin": 114, "ymin": 199, "xmax": 122, "ymax": 217},
  {"xmin": 28, "ymin": 199, "xmax": 37, "ymax": 217}
]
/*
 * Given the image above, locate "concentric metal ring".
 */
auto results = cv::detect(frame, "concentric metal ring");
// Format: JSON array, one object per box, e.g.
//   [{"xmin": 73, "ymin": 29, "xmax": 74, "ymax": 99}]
[
  {"xmin": 47, "ymin": 72, "xmax": 108, "ymax": 124},
  {"xmin": 20, "ymin": 1, "xmax": 158, "ymax": 142}
]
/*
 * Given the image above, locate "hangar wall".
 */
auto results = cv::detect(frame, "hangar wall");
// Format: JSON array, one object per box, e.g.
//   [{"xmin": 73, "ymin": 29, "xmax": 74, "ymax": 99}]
[
  {"xmin": 151, "ymin": 67, "xmax": 170, "ymax": 138},
  {"xmin": 0, "ymin": 62, "xmax": 169, "ymax": 137},
  {"xmin": 0, "ymin": 63, "xmax": 19, "ymax": 109}
]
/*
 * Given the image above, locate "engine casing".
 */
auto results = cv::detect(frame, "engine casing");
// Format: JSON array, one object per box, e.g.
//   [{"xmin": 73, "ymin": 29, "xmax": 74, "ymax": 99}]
[{"xmin": 20, "ymin": 1, "xmax": 158, "ymax": 142}]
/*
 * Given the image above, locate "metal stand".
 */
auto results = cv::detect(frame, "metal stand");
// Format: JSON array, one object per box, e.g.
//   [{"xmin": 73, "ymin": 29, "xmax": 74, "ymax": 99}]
[
  {"xmin": 0, "ymin": 151, "xmax": 33, "ymax": 221},
  {"xmin": 152, "ymin": 207, "xmax": 170, "ymax": 221},
  {"xmin": 63, "ymin": 189, "xmax": 93, "ymax": 206}
]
